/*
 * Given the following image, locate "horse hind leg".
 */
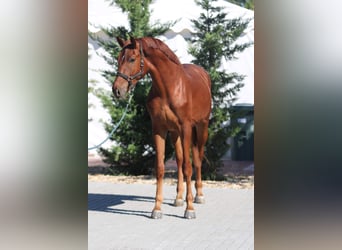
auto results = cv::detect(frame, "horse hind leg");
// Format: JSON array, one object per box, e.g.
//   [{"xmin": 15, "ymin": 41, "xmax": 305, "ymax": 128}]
[
  {"xmin": 182, "ymin": 122, "xmax": 196, "ymax": 219},
  {"xmin": 192, "ymin": 144, "xmax": 205, "ymax": 204},
  {"xmin": 170, "ymin": 132, "xmax": 184, "ymax": 207},
  {"xmin": 192, "ymin": 123, "xmax": 208, "ymax": 204}
]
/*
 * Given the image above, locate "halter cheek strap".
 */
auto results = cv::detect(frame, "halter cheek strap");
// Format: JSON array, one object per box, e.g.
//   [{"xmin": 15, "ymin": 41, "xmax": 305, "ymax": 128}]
[{"xmin": 116, "ymin": 41, "xmax": 145, "ymax": 91}]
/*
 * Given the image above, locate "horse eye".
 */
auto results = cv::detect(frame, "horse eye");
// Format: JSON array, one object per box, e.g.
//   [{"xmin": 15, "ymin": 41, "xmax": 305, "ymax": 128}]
[{"xmin": 129, "ymin": 57, "xmax": 136, "ymax": 63}]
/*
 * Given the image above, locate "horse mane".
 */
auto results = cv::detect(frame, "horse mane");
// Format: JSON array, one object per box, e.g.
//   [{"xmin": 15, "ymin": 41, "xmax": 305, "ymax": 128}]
[{"xmin": 139, "ymin": 37, "xmax": 181, "ymax": 66}]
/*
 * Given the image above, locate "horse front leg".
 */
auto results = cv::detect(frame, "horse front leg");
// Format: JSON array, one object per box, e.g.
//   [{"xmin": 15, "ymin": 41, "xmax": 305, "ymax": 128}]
[
  {"xmin": 170, "ymin": 132, "xmax": 184, "ymax": 207},
  {"xmin": 151, "ymin": 130, "xmax": 166, "ymax": 219},
  {"xmin": 182, "ymin": 122, "xmax": 196, "ymax": 219}
]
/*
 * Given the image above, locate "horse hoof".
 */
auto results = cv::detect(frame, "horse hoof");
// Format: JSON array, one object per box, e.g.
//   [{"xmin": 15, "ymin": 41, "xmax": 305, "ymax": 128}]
[
  {"xmin": 194, "ymin": 195, "xmax": 205, "ymax": 204},
  {"xmin": 184, "ymin": 210, "xmax": 196, "ymax": 219},
  {"xmin": 173, "ymin": 199, "xmax": 184, "ymax": 207},
  {"xmin": 151, "ymin": 210, "xmax": 163, "ymax": 219}
]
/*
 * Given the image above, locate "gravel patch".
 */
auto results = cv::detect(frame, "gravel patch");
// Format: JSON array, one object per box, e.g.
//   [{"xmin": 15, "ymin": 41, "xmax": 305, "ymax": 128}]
[{"xmin": 88, "ymin": 174, "xmax": 253, "ymax": 189}]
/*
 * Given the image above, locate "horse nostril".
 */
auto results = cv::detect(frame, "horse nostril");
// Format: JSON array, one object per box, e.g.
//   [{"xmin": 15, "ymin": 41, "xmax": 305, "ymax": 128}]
[{"xmin": 116, "ymin": 89, "xmax": 121, "ymax": 97}]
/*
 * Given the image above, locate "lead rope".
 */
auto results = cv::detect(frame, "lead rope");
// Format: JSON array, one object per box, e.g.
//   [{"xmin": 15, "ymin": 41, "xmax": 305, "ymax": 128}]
[{"xmin": 88, "ymin": 93, "xmax": 133, "ymax": 150}]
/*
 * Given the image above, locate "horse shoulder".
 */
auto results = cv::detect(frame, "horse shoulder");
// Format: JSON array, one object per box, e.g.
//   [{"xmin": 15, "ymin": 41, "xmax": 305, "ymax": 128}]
[
  {"xmin": 147, "ymin": 93, "xmax": 182, "ymax": 132},
  {"xmin": 146, "ymin": 91, "xmax": 163, "ymax": 117},
  {"xmin": 169, "ymin": 77, "xmax": 189, "ymax": 108}
]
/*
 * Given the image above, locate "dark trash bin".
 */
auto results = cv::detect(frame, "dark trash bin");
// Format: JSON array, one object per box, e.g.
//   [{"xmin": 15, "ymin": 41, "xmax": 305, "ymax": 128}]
[{"xmin": 229, "ymin": 104, "xmax": 254, "ymax": 161}]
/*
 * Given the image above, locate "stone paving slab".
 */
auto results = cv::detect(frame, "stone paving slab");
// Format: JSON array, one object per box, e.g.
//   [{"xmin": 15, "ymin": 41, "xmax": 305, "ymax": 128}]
[{"xmin": 88, "ymin": 181, "xmax": 254, "ymax": 250}]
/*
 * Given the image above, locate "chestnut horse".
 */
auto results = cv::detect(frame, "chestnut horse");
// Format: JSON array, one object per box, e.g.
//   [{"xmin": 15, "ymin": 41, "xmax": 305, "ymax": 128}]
[{"xmin": 113, "ymin": 37, "xmax": 211, "ymax": 219}]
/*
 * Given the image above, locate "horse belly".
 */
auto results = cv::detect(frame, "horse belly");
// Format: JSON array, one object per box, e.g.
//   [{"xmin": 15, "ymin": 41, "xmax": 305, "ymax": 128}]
[{"xmin": 192, "ymin": 92, "xmax": 211, "ymax": 122}]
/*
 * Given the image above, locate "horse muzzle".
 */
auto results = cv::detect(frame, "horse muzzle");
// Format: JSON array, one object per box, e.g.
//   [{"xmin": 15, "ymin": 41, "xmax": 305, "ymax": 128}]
[
  {"xmin": 113, "ymin": 84, "xmax": 126, "ymax": 99},
  {"xmin": 113, "ymin": 79, "xmax": 136, "ymax": 99}
]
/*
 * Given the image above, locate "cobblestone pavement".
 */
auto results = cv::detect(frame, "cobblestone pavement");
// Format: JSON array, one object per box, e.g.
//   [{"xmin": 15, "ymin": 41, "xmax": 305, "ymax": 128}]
[{"xmin": 88, "ymin": 181, "xmax": 253, "ymax": 249}]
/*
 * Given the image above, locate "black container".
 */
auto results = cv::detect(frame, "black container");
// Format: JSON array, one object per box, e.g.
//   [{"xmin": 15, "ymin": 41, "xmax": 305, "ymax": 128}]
[{"xmin": 229, "ymin": 104, "xmax": 254, "ymax": 161}]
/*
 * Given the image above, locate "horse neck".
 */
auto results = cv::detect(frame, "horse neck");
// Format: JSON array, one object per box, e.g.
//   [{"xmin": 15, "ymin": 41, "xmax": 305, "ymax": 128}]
[{"xmin": 145, "ymin": 53, "xmax": 182, "ymax": 99}]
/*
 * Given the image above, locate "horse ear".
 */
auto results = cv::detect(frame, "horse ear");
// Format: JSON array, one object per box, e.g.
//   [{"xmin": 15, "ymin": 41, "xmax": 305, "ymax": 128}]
[
  {"xmin": 116, "ymin": 37, "xmax": 125, "ymax": 48},
  {"xmin": 130, "ymin": 36, "xmax": 136, "ymax": 49}
]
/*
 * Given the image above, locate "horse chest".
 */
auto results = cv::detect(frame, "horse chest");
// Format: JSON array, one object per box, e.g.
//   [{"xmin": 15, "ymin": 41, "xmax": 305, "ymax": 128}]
[{"xmin": 147, "ymin": 99, "xmax": 181, "ymax": 131}]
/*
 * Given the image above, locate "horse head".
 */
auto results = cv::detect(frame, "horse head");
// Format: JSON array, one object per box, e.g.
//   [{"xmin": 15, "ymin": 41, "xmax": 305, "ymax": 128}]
[{"xmin": 113, "ymin": 37, "xmax": 145, "ymax": 99}]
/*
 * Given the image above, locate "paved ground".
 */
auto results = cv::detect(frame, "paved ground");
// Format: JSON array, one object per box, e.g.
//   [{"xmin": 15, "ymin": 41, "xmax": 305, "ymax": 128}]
[{"xmin": 88, "ymin": 181, "xmax": 254, "ymax": 249}]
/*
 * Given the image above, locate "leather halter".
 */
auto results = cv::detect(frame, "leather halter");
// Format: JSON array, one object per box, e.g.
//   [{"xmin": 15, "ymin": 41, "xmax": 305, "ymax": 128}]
[{"xmin": 116, "ymin": 41, "xmax": 145, "ymax": 91}]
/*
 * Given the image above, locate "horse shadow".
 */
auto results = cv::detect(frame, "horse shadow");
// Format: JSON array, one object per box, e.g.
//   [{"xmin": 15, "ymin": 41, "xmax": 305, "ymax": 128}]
[{"xmin": 88, "ymin": 193, "xmax": 183, "ymax": 219}]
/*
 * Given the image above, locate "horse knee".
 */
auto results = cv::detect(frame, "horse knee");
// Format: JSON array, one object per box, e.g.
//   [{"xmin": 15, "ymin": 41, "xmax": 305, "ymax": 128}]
[
  {"xmin": 176, "ymin": 155, "xmax": 183, "ymax": 167},
  {"xmin": 155, "ymin": 163, "xmax": 165, "ymax": 179},
  {"xmin": 193, "ymin": 158, "xmax": 201, "ymax": 169},
  {"xmin": 183, "ymin": 162, "xmax": 192, "ymax": 178}
]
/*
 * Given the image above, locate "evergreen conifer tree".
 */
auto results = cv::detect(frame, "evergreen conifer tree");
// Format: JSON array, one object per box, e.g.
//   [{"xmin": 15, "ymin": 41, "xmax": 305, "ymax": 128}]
[
  {"xmin": 226, "ymin": 0, "xmax": 254, "ymax": 10},
  {"xmin": 188, "ymin": 0, "xmax": 252, "ymax": 179},
  {"xmin": 89, "ymin": 0, "xmax": 176, "ymax": 174}
]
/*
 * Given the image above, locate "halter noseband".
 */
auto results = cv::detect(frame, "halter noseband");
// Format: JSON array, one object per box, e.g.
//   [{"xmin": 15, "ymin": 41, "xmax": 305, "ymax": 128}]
[{"xmin": 116, "ymin": 41, "xmax": 145, "ymax": 91}]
